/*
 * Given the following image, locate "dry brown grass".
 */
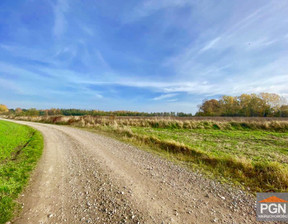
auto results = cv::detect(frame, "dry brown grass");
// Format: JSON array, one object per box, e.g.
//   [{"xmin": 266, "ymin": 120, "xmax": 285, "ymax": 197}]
[{"xmin": 7, "ymin": 115, "xmax": 288, "ymax": 132}]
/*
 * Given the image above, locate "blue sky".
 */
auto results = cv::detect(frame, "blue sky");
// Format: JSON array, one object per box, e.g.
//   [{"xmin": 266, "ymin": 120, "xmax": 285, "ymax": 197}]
[{"xmin": 0, "ymin": 0, "xmax": 288, "ymax": 113}]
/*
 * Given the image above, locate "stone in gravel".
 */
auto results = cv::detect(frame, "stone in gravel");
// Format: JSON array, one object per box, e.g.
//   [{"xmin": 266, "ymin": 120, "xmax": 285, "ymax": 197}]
[{"xmin": 47, "ymin": 214, "xmax": 53, "ymax": 218}]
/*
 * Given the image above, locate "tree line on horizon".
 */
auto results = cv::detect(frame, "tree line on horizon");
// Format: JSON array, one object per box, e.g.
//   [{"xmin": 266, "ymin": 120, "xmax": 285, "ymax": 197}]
[
  {"xmin": 1, "ymin": 93, "xmax": 288, "ymax": 117},
  {"xmin": 196, "ymin": 93, "xmax": 288, "ymax": 117},
  {"xmin": 1, "ymin": 107, "xmax": 193, "ymax": 117}
]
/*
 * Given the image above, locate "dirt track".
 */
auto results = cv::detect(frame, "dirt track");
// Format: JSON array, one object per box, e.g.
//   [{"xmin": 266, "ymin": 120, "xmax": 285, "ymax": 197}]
[{"xmin": 7, "ymin": 119, "xmax": 256, "ymax": 223}]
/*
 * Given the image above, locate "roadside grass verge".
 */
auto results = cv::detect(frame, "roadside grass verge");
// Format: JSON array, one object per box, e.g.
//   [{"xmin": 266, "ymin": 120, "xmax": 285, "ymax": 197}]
[{"xmin": 0, "ymin": 120, "xmax": 43, "ymax": 224}]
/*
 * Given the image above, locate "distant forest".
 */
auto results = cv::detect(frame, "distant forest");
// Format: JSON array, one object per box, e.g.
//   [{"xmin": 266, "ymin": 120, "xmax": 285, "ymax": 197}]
[{"xmin": 1, "ymin": 93, "xmax": 288, "ymax": 117}]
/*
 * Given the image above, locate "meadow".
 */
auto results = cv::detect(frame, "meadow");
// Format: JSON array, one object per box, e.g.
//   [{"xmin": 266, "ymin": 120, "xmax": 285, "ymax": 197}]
[
  {"xmin": 6, "ymin": 115, "xmax": 288, "ymax": 192},
  {"xmin": 0, "ymin": 120, "xmax": 43, "ymax": 224}
]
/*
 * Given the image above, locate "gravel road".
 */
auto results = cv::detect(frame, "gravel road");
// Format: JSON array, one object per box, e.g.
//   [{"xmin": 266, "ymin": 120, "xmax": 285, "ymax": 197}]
[{"xmin": 8, "ymin": 119, "xmax": 257, "ymax": 223}]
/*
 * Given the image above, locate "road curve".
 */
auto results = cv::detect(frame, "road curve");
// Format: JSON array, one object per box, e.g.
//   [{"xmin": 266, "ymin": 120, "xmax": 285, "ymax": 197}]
[{"xmin": 6, "ymin": 119, "xmax": 256, "ymax": 223}]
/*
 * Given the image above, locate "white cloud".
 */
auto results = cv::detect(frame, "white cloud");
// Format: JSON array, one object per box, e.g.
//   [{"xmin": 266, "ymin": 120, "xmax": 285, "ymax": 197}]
[
  {"xmin": 0, "ymin": 62, "xmax": 43, "ymax": 80},
  {"xmin": 199, "ymin": 37, "xmax": 221, "ymax": 53},
  {"xmin": 78, "ymin": 79, "xmax": 214, "ymax": 94},
  {"xmin": 123, "ymin": 0, "xmax": 193, "ymax": 23},
  {"xmin": 81, "ymin": 25, "xmax": 94, "ymax": 36},
  {"xmin": 96, "ymin": 51, "xmax": 112, "ymax": 72},
  {"xmin": 168, "ymin": 1, "xmax": 277, "ymax": 66},
  {"xmin": 6, "ymin": 59, "xmax": 288, "ymax": 101},
  {"xmin": 166, "ymin": 98, "xmax": 178, "ymax": 102},
  {"xmin": 53, "ymin": 0, "xmax": 69, "ymax": 38},
  {"xmin": 153, "ymin": 93, "xmax": 178, "ymax": 101},
  {"xmin": 0, "ymin": 77, "xmax": 23, "ymax": 94}
]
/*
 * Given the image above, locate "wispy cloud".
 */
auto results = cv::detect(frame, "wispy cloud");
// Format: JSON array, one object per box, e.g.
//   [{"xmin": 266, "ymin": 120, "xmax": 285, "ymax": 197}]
[
  {"xmin": 0, "ymin": 62, "xmax": 43, "ymax": 80},
  {"xmin": 81, "ymin": 25, "xmax": 94, "ymax": 36},
  {"xmin": 199, "ymin": 37, "xmax": 221, "ymax": 53},
  {"xmin": 96, "ymin": 50, "xmax": 112, "ymax": 72},
  {"xmin": 153, "ymin": 93, "xmax": 178, "ymax": 101},
  {"xmin": 171, "ymin": 2, "xmax": 276, "ymax": 61},
  {"xmin": 37, "ymin": 61, "xmax": 288, "ymax": 97},
  {"xmin": 0, "ymin": 77, "xmax": 23, "ymax": 94},
  {"xmin": 166, "ymin": 98, "xmax": 178, "ymax": 102},
  {"xmin": 123, "ymin": 0, "xmax": 192, "ymax": 23},
  {"xmin": 53, "ymin": 0, "xmax": 69, "ymax": 38}
]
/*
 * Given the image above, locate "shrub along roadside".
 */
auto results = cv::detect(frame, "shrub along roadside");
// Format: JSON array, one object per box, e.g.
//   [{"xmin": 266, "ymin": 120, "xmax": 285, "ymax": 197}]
[{"xmin": 0, "ymin": 121, "xmax": 43, "ymax": 224}]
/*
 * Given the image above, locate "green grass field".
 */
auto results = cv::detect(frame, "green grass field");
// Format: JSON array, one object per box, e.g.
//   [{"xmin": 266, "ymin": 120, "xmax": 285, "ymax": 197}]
[
  {"xmin": 0, "ymin": 120, "xmax": 43, "ymax": 224},
  {"xmin": 131, "ymin": 127, "xmax": 288, "ymax": 165},
  {"xmin": 94, "ymin": 123, "xmax": 288, "ymax": 193}
]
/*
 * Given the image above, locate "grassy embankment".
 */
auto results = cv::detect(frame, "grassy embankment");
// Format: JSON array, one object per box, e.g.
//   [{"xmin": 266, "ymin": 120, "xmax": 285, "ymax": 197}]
[
  {"xmin": 7, "ymin": 115, "xmax": 288, "ymax": 192},
  {"xmin": 0, "ymin": 120, "xmax": 43, "ymax": 224}
]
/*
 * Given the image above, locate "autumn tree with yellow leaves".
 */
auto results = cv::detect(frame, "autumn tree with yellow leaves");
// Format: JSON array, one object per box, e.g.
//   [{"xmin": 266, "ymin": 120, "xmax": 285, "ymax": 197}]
[
  {"xmin": 0, "ymin": 104, "xmax": 9, "ymax": 114},
  {"xmin": 196, "ymin": 93, "xmax": 288, "ymax": 117}
]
